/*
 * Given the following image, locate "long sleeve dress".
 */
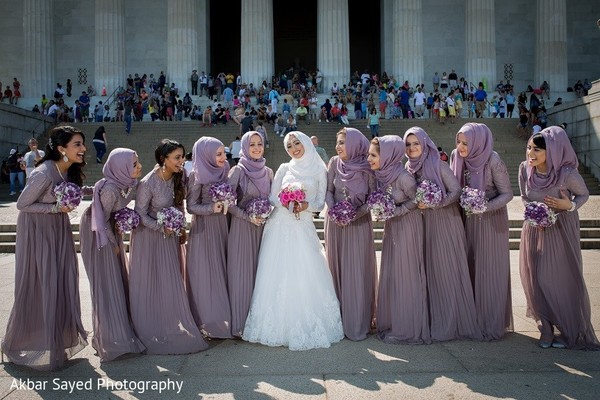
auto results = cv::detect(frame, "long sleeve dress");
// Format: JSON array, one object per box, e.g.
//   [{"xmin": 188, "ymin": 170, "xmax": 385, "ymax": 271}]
[
  {"xmin": 226, "ymin": 166, "xmax": 273, "ymax": 338},
  {"xmin": 411, "ymin": 165, "xmax": 482, "ymax": 341},
  {"xmin": 454, "ymin": 151, "xmax": 513, "ymax": 340},
  {"xmin": 376, "ymin": 170, "xmax": 431, "ymax": 344},
  {"xmin": 186, "ymin": 174, "xmax": 233, "ymax": 339},
  {"xmin": 1, "ymin": 162, "xmax": 87, "ymax": 370},
  {"xmin": 129, "ymin": 168, "xmax": 208, "ymax": 354},
  {"xmin": 518, "ymin": 162, "xmax": 599, "ymax": 349},
  {"xmin": 79, "ymin": 183, "xmax": 145, "ymax": 361},
  {"xmin": 324, "ymin": 156, "xmax": 377, "ymax": 341},
  {"xmin": 242, "ymin": 163, "xmax": 344, "ymax": 350}
]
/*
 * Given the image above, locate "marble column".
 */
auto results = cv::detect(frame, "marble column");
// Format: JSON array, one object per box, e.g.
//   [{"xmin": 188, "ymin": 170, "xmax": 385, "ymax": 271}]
[
  {"xmin": 392, "ymin": 0, "xmax": 424, "ymax": 87},
  {"xmin": 535, "ymin": 0, "xmax": 567, "ymax": 96},
  {"xmin": 167, "ymin": 0, "xmax": 199, "ymax": 93},
  {"xmin": 317, "ymin": 0, "xmax": 350, "ymax": 93},
  {"xmin": 240, "ymin": 0, "xmax": 274, "ymax": 88},
  {"xmin": 465, "ymin": 0, "xmax": 496, "ymax": 90},
  {"xmin": 197, "ymin": 0, "xmax": 210, "ymax": 77},
  {"xmin": 23, "ymin": 0, "xmax": 55, "ymax": 98},
  {"xmin": 381, "ymin": 0, "xmax": 394, "ymax": 75},
  {"xmin": 94, "ymin": 0, "xmax": 125, "ymax": 96}
]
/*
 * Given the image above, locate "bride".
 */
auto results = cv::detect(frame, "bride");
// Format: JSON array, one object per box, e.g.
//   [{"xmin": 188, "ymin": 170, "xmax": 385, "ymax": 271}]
[{"xmin": 243, "ymin": 131, "xmax": 344, "ymax": 350}]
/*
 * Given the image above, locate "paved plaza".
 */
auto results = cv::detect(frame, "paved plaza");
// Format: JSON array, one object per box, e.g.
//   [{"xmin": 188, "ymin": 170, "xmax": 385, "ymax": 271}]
[{"xmin": 0, "ymin": 198, "xmax": 598, "ymax": 399}]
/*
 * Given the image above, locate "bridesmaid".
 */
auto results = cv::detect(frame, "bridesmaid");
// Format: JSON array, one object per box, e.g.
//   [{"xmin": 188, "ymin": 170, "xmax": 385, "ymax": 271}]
[
  {"xmin": 324, "ymin": 127, "xmax": 377, "ymax": 341},
  {"xmin": 186, "ymin": 137, "xmax": 233, "ymax": 339},
  {"xmin": 451, "ymin": 122, "xmax": 513, "ymax": 340},
  {"xmin": 368, "ymin": 135, "xmax": 430, "ymax": 345},
  {"xmin": 79, "ymin": 148, "xmax": 146, "ymax": 361},
  {"xmin": 129, "ymin": 139, "xmax": 208, "ymax": 354},
  {"xmin": 227, "ymin": 131, "xmax": 273, "ymax": 338},
  {"xmin": 403, "ymin": 127, "xmax": 481, "ymax": 342},
  {"xmin": 2, "ymin": 126, "xmax": 88, "ymax": 370},
  {"xmin": 519, "ymin": 126, "xmax": 599, "ymax": 349}
]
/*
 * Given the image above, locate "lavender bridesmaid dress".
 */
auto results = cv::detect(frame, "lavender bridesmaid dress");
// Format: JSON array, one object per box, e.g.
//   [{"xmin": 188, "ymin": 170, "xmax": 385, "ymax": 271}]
[{"xmin": 129, "ymin": 168, "xmax": 208, "ymax": 354}]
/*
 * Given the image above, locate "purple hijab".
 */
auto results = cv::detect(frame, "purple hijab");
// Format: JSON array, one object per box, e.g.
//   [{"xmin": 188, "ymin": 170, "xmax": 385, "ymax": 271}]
[
  {"xmin": 237, "ymin": 131, "xmax": 270, "ymax": 197},
  {"xmin": 373, "ymin": 135, "xmax": 406, "ymax": 188},
  {"xmin": 527, "ymin": 126, "xmax": 578, "ymax": 191},
  {"xmin": 336, "ymin": 128, "xmax": 372, "ymax": 199},
  {"xmin": 451, "ymin": 122, "xmax": 494, "ymax": 191},
  {"xmin": 91, "ymin": 148, "xmax": 138, "ymax": 248},
  {"xmin": 403, "ymin": 127, "xmax": 446, "ymax": 197},
  {"xmin": 192, "ymin": 136, "xmax": 230, "ymax": 185}
]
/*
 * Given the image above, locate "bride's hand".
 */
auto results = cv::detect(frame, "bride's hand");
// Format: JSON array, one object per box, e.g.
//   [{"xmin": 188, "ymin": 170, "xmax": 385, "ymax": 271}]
[{"xmin": 293, "ymin": 201, "xmax": 308, "ymax": 213}]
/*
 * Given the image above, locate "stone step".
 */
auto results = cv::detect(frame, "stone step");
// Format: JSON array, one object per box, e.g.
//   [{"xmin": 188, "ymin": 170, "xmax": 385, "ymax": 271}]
[
  {"xmin": 31, "ymin": 119, "xmax": 600, "ymax": 196},
  {"xmin": 1, "ymin": 220, "xmax": 599, "ymax": 252}
]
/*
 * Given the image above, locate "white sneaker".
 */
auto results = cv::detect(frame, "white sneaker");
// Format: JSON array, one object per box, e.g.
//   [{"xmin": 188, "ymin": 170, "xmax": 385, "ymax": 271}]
[{"xmin": 9, "ymin": 191, "xmax": 16, "ymax": 195}]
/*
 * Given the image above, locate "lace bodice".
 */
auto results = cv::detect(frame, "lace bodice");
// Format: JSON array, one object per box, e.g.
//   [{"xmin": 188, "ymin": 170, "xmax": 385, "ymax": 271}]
[{"xmin": 269, "ymin": 163, "xmax": 326, "ymax": 218}]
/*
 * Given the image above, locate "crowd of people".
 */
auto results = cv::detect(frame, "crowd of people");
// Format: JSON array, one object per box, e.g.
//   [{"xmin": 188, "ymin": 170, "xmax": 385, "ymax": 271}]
[{"xmin": 1, "ymin": 122, "xmax": 597, "ymax": 372}]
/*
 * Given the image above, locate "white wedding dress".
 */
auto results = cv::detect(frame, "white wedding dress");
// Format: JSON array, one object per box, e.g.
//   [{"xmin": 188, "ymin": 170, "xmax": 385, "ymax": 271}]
[{"xmin": 242, "ymin": 163, "xmax": 344, "ymax": 350}]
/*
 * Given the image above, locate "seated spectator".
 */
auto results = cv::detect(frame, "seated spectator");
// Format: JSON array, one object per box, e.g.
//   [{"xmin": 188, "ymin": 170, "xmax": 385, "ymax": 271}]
[
  {"xmin": 331, "ymin": 82, "xmax": 339, "ymax": 96},
  {"xmin": 540, "ymin": 81, "xmax": 550, "ymax": 100},
  {"xmin": 574, "ymin": 80, "xmax": 584, "ymax": 97},
  {"xmin": 4, "ymin": 86, "xmax": 13, "ymax": 104},
  {"xmin": 295, "ymin": 104, "xmax": 309, "ymax": 124},
  {"xmin": 284, "ymin": 114, "xmax": 297, "ymax": 133}
]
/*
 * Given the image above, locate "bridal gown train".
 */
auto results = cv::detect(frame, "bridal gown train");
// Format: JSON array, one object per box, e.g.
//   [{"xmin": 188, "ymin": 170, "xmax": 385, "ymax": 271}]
[{"xmin": 242, "ymin": 163, "xmax": 344, "ymax": 350}]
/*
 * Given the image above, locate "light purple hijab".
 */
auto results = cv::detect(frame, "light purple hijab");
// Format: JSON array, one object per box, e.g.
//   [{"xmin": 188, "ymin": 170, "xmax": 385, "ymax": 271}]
[
  {"xmin": 373, "ymin": 135, "xmax": 406, "ymax": 189},
  {"xmin": 451, "ymin": 122, "xmax": 494, "ymax": 191},
  {"xmin": 91, "ymin": 148, "xmax": 138, "ymax": 248},
  {"xmin": 192, "ymin": 136, "xmax": 230, "ymax": 185},
  {"xmin": 336, "ymin": 128, "xmax": 372, "ymax": 200},
  {"xmin": 403, "ymin": 127, "xmax": 446, "ymax": 198},
  {"xmin": 237, "ymin": 131, "xmax": 270, "ymax": 197},
  {"xmin": 527, "ymin": 126, "xmax": 578, "ymax": 191}
]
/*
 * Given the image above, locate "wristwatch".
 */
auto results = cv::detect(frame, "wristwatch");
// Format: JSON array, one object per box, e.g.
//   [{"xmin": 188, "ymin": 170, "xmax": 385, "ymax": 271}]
[{"xmin": 568, "ymin": 201, "xmax": 576, "ymax": 212}]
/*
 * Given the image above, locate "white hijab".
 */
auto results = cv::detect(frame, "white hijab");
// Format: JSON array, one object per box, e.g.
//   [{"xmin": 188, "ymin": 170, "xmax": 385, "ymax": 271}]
[{"xmin": 283, "ymin": 131, "xmax": 326, "ymax": 178}]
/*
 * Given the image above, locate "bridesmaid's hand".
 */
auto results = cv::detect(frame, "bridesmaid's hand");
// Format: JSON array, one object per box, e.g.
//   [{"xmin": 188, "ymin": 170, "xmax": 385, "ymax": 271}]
[
  {"xmin": 113, "ymin": 246, "xmax": 120, "ymax": 256},
  {"xmin": 179, "ymin": 229, "xmax": 187, "ymax": 244},
  {"xmin": 417, "ymin": 201, "xmax": 428, "ymax": 210},
  {"xmin": 213, "ymin": 202, "xmax": 224, "ymax": 214},
  {"xmin": 58, "ymin": 205, "xmax": 74, "ymax": 213},
  {"xmin": 544, "ymin": 190, "xmax": 572, "ymax": 211},
  {"xmin": 249, "ymin": 216, "xmax": 264, "ymax": 226}
]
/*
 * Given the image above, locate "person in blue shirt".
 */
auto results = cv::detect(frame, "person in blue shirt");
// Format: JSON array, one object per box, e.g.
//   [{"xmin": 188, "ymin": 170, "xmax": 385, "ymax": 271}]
[{"xmin": 474, "ymin": 83, "xmax": 487, "ymax": 118}]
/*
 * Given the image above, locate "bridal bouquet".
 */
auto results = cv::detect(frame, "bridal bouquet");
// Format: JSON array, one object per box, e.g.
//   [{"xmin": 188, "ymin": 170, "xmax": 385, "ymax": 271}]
[
  {"xmin": 53, "ymin": 181, "xmax": 83, "ymax": 211},
  {"xmin": 524, "ymin": 201, "xmax": 557, "ymax": 228},
  {"xmin": 415, "ymin": 179, "xmax": 443, "ymax": 208},
  {"xmin": 366, "ymin": 189, "xmax": 395, "ymax": 221},
  {"xmin": 114, "ymin": 207, "xmax": 141, "ymax": 232},
  {"xmin": 459, "ymin": 186, "xmax": 488, "ymax": 216},
  {"xmin": 278, "ymin": 183, "xmax": 306, "ymax": 208},
  {"xmin": 328, "ymin": 199, "xmax": 357, "ymax": 226},
  {"xmin": 208, "ymin": 181, "xmax": 237, "ymax": 207},
  {"xmin": 245, "ymin": 197, "xmax": 272, "ymax": 224},
  {"xmin": 279, "ymin": 183, "xmax": 306, "ymax": 219},
  {"xmin": 156, "ymin": 206, "xmax": 186, "ymax": 236}
]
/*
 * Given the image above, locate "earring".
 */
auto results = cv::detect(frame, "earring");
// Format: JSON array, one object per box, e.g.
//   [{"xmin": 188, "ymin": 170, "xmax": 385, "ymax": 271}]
[{"xmin": 61, "ymin": 151, "xmax": 68, "ymax": 162}]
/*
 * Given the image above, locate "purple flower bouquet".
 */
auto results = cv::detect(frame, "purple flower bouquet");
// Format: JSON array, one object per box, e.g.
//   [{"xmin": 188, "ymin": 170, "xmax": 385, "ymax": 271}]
[
  {"xmin": 367, "ymin": 190, "xmax": 395, "ymax": 221},
  {"xmin": 524, "ymin": 201, "xmax": 557, "ymax": 228},
  {"xmin": 245, "ymin": 197, "xmax": 272, "ymax": 224},
  {"xmin": 209, "ymin": 181, "xmax": 237, "ymax": 207},
  {"xmin": 415, "ymin": 179, "xmax": 443, "ymax": 208},
  {"xmin": 156, "ymin": 206, "xmax": 186, "ymax": 236},
  {"xmin": 459, "ymin": 186, "xmax": 488, "ymax": 216},
  {"xmin": 114, "ymin": 207, "xmax": 141, "ymax": 232},
  {"xmin": 52, "ymin": 181, "xmax": 82, "ymax": 211},
  {"xmin": 328, "ymin": 199, "xmax": 357, "ymax": 226}
]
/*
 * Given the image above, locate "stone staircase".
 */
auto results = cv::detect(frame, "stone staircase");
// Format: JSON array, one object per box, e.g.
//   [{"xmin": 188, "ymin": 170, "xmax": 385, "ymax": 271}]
[
  {"xmin": 1, "ymin": 218, "xmax": 599, "ymax": 253},
  {"xmin": 67, "ymin": 117, "xmax": 600, "ymax": 196},
  {"xmin": 1, "ymin": 118, "xmax": 597, "ymax": 253}
]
